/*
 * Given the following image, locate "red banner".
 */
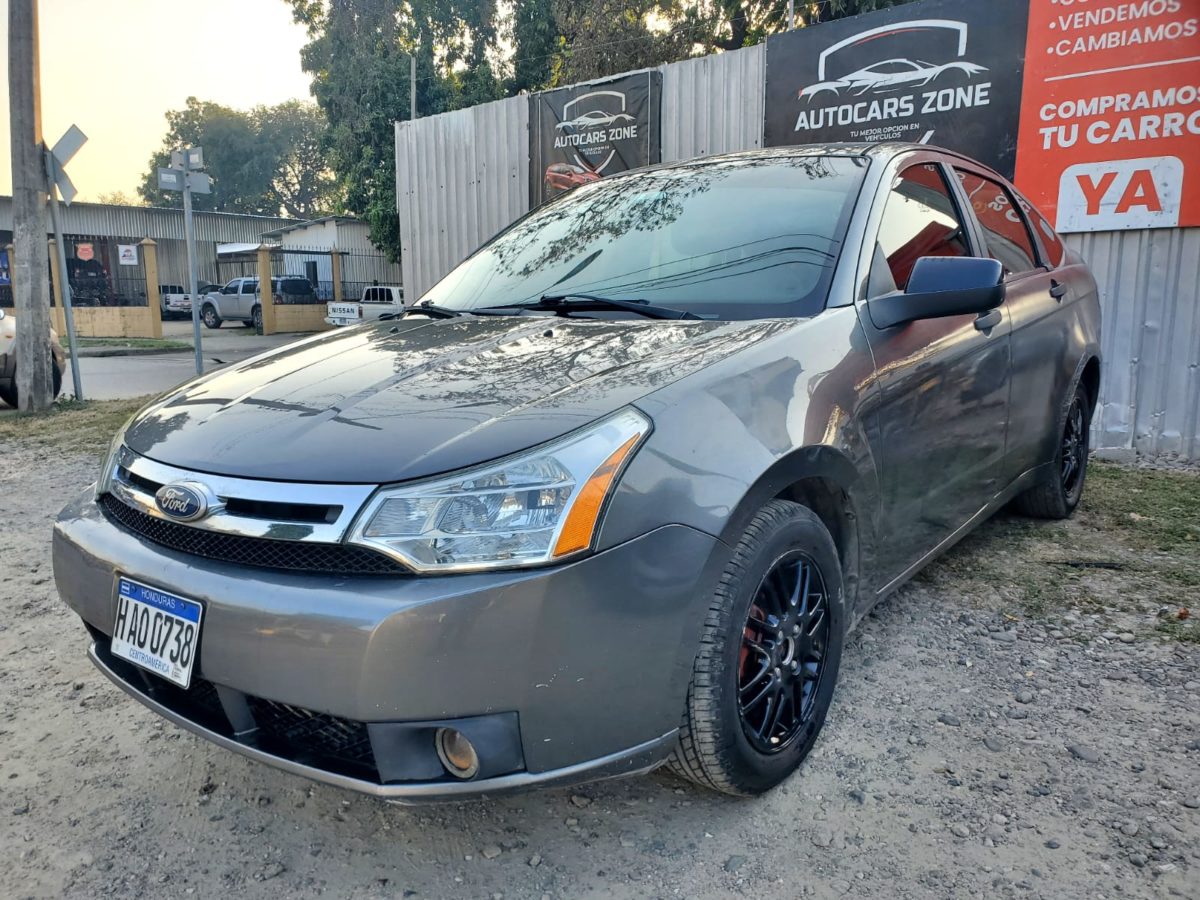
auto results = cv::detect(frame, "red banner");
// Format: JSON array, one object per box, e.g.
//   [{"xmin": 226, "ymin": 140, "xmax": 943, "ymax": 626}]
[{"xmin": 1015, "ymin": 0, "xmax": 1200, "ymax": 231}]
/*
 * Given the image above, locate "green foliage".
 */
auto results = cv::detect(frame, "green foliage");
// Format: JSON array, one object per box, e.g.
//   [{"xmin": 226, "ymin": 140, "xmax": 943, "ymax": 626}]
[{"xmin": 138, "ymin": 97, "xmax": 340, "ymax": 219}]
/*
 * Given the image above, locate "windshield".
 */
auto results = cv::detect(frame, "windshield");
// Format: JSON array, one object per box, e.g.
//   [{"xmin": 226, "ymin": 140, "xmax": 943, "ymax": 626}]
[{"xmin": 424, "ymin": 154, "xmax": 866, "ymax": 320}]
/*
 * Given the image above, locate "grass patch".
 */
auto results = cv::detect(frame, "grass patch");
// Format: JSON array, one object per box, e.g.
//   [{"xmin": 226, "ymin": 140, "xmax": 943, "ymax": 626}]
[
  {"xmin": 1152, "ymin": 618, "xmax": 1200, "ymax": 644},
  {"xmin": 1084, "ymin": 463, "xmax": 1200, "ymax": 554},
  {"xmin": 914, "ymin": 461, "xmax": 1200, "ymax": 638},
  {"xmin": 0, "ymin": 396, "xmax": 152, "ymax": 455}
]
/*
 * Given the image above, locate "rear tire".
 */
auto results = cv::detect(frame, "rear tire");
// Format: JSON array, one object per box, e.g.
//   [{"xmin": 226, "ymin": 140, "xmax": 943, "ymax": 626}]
[
  {"xmin": 252, "ymin": 305, "xmax": 263, "ymax": 335},
  {"xmin": 669, "ymin": 500, "xmax": 845, "ymax": 796},
  {"xmin": 1013, "ymin": 382, "xmax": 1090, "ymax": 519},
  {"xmin": 201, "ymin": 304, "xmax": 222, "ymax": 329}
]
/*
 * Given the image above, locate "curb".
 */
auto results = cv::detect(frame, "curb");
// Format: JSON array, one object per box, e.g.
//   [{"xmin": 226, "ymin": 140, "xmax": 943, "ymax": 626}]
[{"xmin": 70, "ymin": 346, "xmax": 193, "ymax": 359}]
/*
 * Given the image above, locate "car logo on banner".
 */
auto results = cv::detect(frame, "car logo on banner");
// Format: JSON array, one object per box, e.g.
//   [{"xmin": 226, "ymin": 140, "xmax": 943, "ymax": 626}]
[
  {"xmin": 154, "ymin": 482, "xmax": 215, "ymax": 523},
  {"xmin": 799, "ymin": 20, "xmax": 987, "ymax": 103},
  {"xmin": 554, "ymin": 90, "xmax": 637, "ymax": 174},
  {"xmin": 763, "ymin": 1, "xmax": 1028, "ymax": 178}
]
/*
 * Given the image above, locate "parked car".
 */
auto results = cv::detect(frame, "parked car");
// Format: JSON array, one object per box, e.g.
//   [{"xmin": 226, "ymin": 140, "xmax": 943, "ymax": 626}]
[
  {"xmin": 200, "ymin": 277, "xmax": 317, "ymax": 331},
  {"xmin": 0, "ymin": 308, "xmax": 66, "ymax": 407},
  {"xmin": 325, "ymin": 285, "xmax": 405, "ymax": 327},
  {"xmin": 53, "ymin": 144, "xmax": 1101, "ymax": 802},
  {"xmin": 544, "ymin": 162, "xmax": 601, "ymax": 193}
]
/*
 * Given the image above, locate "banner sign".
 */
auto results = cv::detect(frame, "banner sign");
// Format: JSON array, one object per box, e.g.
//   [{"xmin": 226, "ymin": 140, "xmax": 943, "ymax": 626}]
[
  {"xmin": 530, "ymin": 71, "xmax": 662, "ymax": 206},
  {"xmin": 1015, "ymin": 0, "xmax": 1200, "ymax": 231},
  {"xmin": 117, "ymin": 244, "xmax": 139, "ymax": 266},
  {"xmin": 0, "ymin": 249, "xmax": 9, "ymax": 287},
  {"xmin": 764, "ymin": 0, "xmax": 1030, "ymax": 177}
]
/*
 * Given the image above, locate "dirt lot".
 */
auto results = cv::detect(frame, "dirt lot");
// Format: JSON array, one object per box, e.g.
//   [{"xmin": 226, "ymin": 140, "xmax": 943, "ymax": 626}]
[{"xmin": 2, "ymin": 401, "xmax": 1197, "ymax": 900}]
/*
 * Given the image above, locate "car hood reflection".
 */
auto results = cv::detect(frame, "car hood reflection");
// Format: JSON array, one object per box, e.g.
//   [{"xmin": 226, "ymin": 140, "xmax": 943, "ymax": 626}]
[{"xmin": 125, "ymin": 315, "xmax": 794, "ymax": 483}]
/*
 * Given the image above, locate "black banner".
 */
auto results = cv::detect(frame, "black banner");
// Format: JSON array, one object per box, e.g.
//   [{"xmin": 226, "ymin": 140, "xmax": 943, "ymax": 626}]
[
  {"xmin": 764, "ymin": 0, "xmax": 1029, "ymax": 177},
  {"xmin": 530, "ymin": 71, "xmax": 662, "ymax": 206}
]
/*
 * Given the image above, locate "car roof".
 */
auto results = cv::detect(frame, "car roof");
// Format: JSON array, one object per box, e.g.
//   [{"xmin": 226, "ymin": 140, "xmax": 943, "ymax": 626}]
[{"xmin": 634, "ymin": 142, "xmax": 1001, "ymax": 176}]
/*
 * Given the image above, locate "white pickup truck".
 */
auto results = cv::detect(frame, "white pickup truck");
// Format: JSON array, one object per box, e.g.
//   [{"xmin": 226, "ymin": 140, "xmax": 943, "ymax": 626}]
[{"xmin": 325, "ymin": 285, "xmax": 405, "ymax": 327}]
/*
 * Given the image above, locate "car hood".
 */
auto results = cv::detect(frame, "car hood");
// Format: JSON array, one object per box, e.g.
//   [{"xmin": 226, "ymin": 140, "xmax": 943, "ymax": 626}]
[{"xmin": 125, "ymin": 315, "xmax": 794, "ymax": 483}]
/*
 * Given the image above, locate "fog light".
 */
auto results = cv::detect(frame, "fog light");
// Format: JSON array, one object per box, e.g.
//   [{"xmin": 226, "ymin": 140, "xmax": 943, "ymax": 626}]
[{"xmin": 435, "ymin": 727, "xmax": 480, "ymax": 779}]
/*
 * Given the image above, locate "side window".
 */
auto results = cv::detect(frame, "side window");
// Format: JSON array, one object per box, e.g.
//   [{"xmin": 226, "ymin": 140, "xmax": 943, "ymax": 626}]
[
  {"xmin": 869, "ymin": 163, "xmax": 970, "ymax": 297},
  {"xmin": 955, "ymin": 170, "xmax": 1040, "ymax": 275},
  {"xmin": 222, "ymin": 281, "xmax": 238, "ymax": 295},
  {"xmin": 1025, "ymin": 201, "xmax": 1065, "ymax": 268},
  {"xmin": 365, "ymin": 288, "xmax": 379, "ymax": 303},
  {"xmin": 243, "ymin": 280, "xmax": 257, "ymax": 295}
]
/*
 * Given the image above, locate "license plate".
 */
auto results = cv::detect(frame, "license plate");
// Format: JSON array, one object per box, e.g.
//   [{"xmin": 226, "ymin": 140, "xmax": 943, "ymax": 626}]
[
  {"xmin": 111, "ymin": 577, "xmax": 203, "ymax": 688},
  {"xmin": 328, "ymin": 303, "xmax": 359, "ymax": 318}
]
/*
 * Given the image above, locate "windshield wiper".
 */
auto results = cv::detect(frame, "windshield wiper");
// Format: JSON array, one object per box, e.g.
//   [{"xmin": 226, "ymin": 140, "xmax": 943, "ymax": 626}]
[
  {"xmin": 403, "ymin": 301, "xmax": 464, "ymax": 319},
  {"xmin": 480, "ymin": 292, "xmax": 701, "ymax": 320}
]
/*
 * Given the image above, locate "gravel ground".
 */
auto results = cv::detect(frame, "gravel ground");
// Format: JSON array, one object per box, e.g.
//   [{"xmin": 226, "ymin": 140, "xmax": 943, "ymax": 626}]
[{"xmin": 1, "ymin": 422, "xmax": 1197, "ymax": 900}]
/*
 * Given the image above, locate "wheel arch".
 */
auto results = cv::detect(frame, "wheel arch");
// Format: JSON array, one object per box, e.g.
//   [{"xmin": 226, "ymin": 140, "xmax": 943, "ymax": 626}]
[{"xmin": 718, "ymin": 445, "xmax": 865, "ymax": 616}]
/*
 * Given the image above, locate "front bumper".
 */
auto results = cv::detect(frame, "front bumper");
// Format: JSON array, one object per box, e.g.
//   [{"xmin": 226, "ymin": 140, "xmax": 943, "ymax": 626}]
[{"xmin": 53, "ymin": 489, "xmax": 722, "ymax": 800}]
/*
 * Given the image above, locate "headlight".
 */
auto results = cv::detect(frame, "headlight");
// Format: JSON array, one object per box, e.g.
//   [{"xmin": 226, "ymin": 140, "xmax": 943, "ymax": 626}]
[
  {"xmin": 94, "ymin": 400, "xmax": 160, "ymax": 498},
  {"xmin": 348, "ymin": 408, "xmax": 650, "ymax": 573}
]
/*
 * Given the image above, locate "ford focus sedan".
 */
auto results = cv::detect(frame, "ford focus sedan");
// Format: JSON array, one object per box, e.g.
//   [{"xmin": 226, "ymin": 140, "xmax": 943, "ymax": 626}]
[{"xmin": 53, "ymin": 144, "xmax": 1101, "ymax": 801}]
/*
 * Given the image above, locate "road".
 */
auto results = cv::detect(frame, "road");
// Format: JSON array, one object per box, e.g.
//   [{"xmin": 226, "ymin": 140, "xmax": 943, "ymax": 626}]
[{"xmin": 64, "ymin": 324, "xmax": 302, "ymax": 401}]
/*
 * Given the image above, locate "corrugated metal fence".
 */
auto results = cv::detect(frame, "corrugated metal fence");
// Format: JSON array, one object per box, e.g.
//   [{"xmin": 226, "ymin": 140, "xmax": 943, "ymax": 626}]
[
  {"xmin": 1067, "ymin": 227, "xmax": 1200, "ymax": 460},
  {"xmin": 395, "ymin": 95, "xmax": 529, "ymax": 299},
  {"xmin": 394, "ymin": 52, "xmax": 1199, "ymax": 459}
]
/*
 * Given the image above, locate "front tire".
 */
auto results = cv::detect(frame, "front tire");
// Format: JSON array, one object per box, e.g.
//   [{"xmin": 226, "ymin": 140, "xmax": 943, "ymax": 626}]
[
  {"xmin": 252, "ymin": 305, "xmax": 263, "ymax": 334},
  {"xmin": 201, "ymin": 304, "xmax": 222, "ymax": 329},
  {"xmin": 670, "ymin": 500, "xmax": 845, "ymax": 796},
  {"xmin": 1013, "ymin": 382, "xmax": 1090, "ymax": 519}
]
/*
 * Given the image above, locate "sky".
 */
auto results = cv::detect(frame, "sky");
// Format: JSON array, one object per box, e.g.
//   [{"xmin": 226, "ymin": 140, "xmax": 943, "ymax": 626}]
[{"xmin": 1, "ymin": 0, "xmax": 314, "ymax": 202}]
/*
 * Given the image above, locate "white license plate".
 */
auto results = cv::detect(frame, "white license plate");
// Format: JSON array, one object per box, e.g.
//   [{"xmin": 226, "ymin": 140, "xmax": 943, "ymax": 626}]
[
  {"xmin": 328, "ymin": 304, "xmax": 359, "ymax": 318},
  {"xmin": 111, "ymin": 577, "xmax": 203, "ymax": 688}
]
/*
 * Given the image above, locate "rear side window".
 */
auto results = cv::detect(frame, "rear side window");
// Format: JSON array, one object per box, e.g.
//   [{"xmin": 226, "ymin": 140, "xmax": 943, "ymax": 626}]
[
  {"xmin": 955, "ymin": 170, "xmax": 1040, "ymax": 276},
  {"xmin": 869, "ymin": 163, "xmax": 970, "ymax": 297},
  {"xmin": 1025, "ymin": 202, "xmax": 1065, "ymax": 268}
]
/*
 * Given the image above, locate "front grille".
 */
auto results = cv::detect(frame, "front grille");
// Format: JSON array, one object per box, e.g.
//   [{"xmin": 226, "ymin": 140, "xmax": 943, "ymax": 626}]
[
  {"xmin": 99, "ymin": 493, "xmax": 408, "ymax": 576},
  {"xmin": 246, "ymin": 696, "xmax": 374, "ymax": 773},
  {"xmin": 94, "ymin": 637, "xmax": 379, "ymax": 781}
]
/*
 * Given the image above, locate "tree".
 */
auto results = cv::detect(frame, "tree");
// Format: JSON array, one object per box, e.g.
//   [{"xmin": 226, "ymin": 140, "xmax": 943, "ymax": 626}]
[
  {"xmin": 257, "ymin": 101, "xmax": 341, "ymax": 218},
  {"xmin": 138, "ymin": 97, "xmax": 339, "ymax": 218},
  {"xmin": 138, "ymin": 98, "xmax": 276, "ymax": 213},
  {"xmin": 95, "ymin": 190, "xmax": 143, "ymax": 207}
]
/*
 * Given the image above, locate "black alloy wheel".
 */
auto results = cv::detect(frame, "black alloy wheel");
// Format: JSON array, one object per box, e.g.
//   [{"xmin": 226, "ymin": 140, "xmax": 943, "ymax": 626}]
[
  {"xmin": 1061, "ymin": 394, "xmax": 1086, "ymax": 497},
  {"xmin": 669, "ymin": 500, "xmax": 845, "ymax": 796},
  {"xmin": 1013, "ymin": 381, "xmax": 1091, "ymax": 519},
  {"xmin": 738, "ymin": 552, "xmax": 830, "ymax": 754}
]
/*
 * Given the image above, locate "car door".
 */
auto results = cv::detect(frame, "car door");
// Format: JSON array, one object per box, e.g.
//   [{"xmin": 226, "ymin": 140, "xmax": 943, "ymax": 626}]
[
  {"xmin": 856, "ymin": 157, "xmax": 1012, "ymax": 585},
  {"xmin": 951, "ymin": 165, "xmax": 1073, "ymax": 485},
  {"xmin": 238, "ymin": 279, "xmax": 257, "ymax": 318}
]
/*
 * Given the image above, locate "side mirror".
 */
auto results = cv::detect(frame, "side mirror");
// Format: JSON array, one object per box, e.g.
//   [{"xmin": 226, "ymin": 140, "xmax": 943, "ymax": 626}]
[{"xmin": 868, "ymin": 257, "xmax": 1004, "ymax": 329}]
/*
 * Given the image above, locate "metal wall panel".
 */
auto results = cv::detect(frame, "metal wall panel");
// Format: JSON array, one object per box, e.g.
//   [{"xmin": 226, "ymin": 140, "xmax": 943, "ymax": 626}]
[
  {"xmin": 395, "ymin": 95, "xmax": 530, "ymax": 298},
  {"xmin": 661, "ymin": 44, "xmax": 764, "ymax": 163},
  {"xmin": 1067, "ymin": 227, "xmax": 1200, "ymax": 460},
  {"xmin": 0, "ymin": 195, "xmax": 294, "ymax": 244}
]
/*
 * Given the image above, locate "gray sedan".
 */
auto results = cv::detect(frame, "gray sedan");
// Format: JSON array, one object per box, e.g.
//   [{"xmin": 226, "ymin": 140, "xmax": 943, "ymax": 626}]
[{"xmin": 53, "ymin": 143, "xmax": 1101, "ymax": 801}]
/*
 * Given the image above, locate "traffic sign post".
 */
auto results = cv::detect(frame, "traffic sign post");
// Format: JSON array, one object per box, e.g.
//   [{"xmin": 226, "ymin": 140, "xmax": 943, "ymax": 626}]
[
  {"xmin": 44, "ymin": 124, "xmax": 87, "ymax": 400},
  {"xmin": 157, "ymin": 147, "xmax": 212, "ymax": 375}
]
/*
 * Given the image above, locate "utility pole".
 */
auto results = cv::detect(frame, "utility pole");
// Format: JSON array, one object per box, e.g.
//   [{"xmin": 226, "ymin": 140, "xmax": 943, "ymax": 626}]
[
  {"xmin": 410, "ymin": 52, "xmax": 417, "ymax": 119},
  {"xmin": 181, "ymin": 164, "xmax": 203, "ymax": 375},
  {"xmin": 8, "ymin": 0, "xmax": 54, "ymax": 411},
  {"xmin": 157, "ymin": 148, "xmax": 209, "ymax": 375}
]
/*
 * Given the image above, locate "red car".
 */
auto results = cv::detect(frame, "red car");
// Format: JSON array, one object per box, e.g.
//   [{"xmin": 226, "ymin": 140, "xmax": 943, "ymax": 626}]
[{"xmin": 544, "ymin": 163, "xmax": 600, "ymax": 193}]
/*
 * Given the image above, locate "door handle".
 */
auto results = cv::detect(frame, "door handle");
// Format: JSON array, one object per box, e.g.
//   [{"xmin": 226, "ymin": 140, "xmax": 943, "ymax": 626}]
[
  {"xmin": 974, "ymin": 308, "xmax": 1002, "ymax": 332},
  {"xmin": 1049, "ymin": 279, "xmax": 1068, "ymax": 300}
]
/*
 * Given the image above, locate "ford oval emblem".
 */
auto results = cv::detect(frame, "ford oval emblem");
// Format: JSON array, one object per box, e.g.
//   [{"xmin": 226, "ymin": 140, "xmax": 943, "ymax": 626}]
[{"xmin": 154, "ymin": 482, "xmax": 209, "ymax": 522}]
